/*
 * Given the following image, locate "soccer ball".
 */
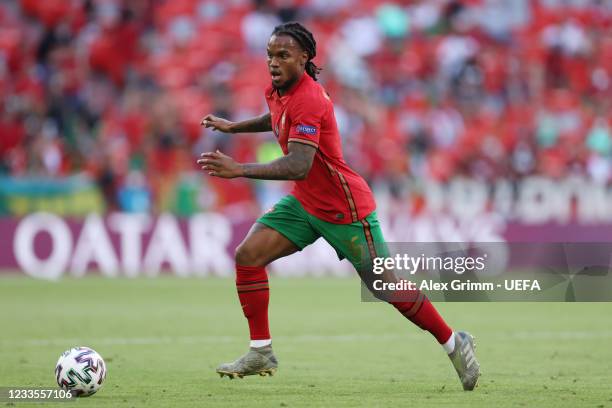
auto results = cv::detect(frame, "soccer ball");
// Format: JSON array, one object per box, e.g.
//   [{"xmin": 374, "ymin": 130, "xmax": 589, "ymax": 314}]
[{"xmin": 55, "ymin": 347, "xmax": 106, "ymax": 397}]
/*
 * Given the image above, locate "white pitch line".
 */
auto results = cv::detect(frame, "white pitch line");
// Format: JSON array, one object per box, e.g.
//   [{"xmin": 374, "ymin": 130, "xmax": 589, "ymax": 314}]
[
  {"xmin": 0, "ymin": 334, "xmax": 410, "ymax": 348},
  {"xmin": 2, "ymin": 331, "xmax": 612, "ymax": 348}
]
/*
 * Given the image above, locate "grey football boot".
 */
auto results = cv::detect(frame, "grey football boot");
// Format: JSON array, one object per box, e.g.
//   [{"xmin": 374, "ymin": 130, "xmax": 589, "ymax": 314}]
[
  {"xmin": 448, "ymin": 331, "xmax": 481, "ymax": 390},
  {"xmin": 216, "ymin": 345, "xmax": 278, "ymax": 379}
]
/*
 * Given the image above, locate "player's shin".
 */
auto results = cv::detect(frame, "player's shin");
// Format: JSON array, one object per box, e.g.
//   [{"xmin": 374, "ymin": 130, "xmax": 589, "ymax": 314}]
[
  {"xmin": 363, "ymin": 268, "xmax": 453, "ymax": 346},
  {"xmin": 235, "ymin": 265, "xmax": 271, "ymax": 347},
  {"xmin": 390, "ymin": 292, "xmax": 453, "ymax": 345}
]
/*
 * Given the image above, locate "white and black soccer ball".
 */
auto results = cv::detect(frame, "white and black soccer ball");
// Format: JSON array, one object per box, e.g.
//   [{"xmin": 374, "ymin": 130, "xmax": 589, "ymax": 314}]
[{"xmin": 55, "ymin": 347, "xmax": 106, "ymax": 397}]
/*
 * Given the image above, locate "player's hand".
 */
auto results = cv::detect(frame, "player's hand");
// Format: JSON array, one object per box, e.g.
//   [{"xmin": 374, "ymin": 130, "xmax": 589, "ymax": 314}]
[
  {"xmin": 200, "ymin": 114, "xmax": 235, "ymax": 133},
  {"xmin": 197, "ymin": 150, "xmax": 244, "ymax": 178}
]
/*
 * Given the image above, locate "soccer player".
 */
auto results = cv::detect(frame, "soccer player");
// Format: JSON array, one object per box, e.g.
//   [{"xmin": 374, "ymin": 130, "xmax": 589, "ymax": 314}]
[{"xmin": 197, "ymin": 22, "xmax": 480, "ymax": 390}]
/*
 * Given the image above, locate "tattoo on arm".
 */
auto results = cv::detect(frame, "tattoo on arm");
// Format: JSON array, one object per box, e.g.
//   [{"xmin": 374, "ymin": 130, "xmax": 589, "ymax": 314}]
[
  {"xmin": 230, "ymin": 113, "xmax": 272, "ymax": 133},
  {"xmin": 241, "ymin": 142, "xmax": 316, "ymax": 180}
]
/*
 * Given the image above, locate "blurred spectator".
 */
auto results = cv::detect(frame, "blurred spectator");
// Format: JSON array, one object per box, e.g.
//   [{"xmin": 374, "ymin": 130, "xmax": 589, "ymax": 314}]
[{"xmin": 0, "ymin": 0, "xmax": 611, "ymax": 215}]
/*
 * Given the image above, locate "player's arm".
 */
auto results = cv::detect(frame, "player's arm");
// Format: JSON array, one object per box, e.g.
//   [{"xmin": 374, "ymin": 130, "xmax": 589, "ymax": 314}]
[
  {"xmin": 197, "ymin": 142, "xmax": 316, "ymax": 180},
  {"xmin": 201, "ymin": 113, "xmax": 272, "ymax": 133}
]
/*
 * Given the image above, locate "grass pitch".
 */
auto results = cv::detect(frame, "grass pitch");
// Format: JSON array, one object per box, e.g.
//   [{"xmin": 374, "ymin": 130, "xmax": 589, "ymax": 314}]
[{"xmin": 1, "ymin": 276, "xmax": 611, "ymax": 407}]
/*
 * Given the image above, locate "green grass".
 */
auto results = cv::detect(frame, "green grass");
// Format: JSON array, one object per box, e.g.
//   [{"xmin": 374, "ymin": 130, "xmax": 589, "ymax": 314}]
[{"xmin": 1, "ymin": 276, "xmax": 611, "ymax": 407}]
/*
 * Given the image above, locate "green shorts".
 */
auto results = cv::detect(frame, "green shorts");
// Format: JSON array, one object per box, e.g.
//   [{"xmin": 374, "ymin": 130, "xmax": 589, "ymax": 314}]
[{"xmin": 257, "ymin": 195, "xmax": 389, "ymax": 273}]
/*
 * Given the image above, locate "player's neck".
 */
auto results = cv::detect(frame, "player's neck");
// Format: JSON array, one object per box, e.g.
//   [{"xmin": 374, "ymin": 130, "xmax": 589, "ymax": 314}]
[{"xmin": 277, "ymin": 73, "xmax": 305, "ymax": 96}]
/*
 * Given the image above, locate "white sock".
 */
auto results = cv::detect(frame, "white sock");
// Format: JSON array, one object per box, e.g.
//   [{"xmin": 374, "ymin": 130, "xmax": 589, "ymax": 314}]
[
  {"xmin": 442, "ymin": 332, "xmax": 455, "ymax": 354},
  {"xmin": 250, "ymin": 339, "xmax": 272, "ymax": 348}
]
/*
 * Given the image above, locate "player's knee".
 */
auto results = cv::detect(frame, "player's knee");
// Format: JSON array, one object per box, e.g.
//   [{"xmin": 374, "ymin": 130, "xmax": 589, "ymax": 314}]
[
  {"xmin": 235, "ymin": 242, "xmax": 265, "ymax": 267},
  {"xmin": 357, "ymin": 269, "xmax": 395, "ymax": 303},
  {"xmin": 364, "ymin": 283, "xmax": 390, "ymax": 302}
]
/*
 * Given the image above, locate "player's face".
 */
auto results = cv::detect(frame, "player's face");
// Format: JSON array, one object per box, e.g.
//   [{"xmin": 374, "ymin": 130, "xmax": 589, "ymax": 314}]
[{"xmin": 267, "ymin": 35, "xmax": 308, "ymax": 92}]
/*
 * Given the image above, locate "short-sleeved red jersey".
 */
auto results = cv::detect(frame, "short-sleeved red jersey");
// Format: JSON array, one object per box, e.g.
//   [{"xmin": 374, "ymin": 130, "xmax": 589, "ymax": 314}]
[{"xmin": 265, "ymin": 74, "xmax": 376, "ymax": 224}]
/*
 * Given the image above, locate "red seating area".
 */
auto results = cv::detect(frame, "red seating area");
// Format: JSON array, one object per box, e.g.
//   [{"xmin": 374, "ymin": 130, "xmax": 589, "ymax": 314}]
[{"xmin": 0, "ymin": 0, "xmax": 611, "ymax": 212}]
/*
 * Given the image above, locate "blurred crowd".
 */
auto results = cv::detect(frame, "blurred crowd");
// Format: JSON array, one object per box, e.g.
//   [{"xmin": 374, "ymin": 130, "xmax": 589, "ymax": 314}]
[{"xmin": 0, "ymin": 0, "xmax": 611, "ymax": 214}]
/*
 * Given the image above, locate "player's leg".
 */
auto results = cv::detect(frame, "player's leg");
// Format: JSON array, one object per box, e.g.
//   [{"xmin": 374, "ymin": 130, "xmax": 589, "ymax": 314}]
[
  {"xmin": 217, "ymin": 196, "xmax": 320, "ymax": 379},
  {"xmin": 312, "ymin": 211, "xmax": 480, "ymax": 390},
  {"xmin": 217, "ymin": 222, "xmax": 298, "ymax": 379},
  {"xmin": 308, "ymin": 212, "xmax": 455, "ymax": 343},
  {"xmin": 233, "ymin": 222, "xmax": 299, "ymax": 346}
]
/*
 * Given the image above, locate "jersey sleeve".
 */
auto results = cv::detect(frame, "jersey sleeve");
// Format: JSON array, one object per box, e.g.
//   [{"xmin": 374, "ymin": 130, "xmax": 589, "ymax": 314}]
[{"xmin": 287, "ymin": 93, "xmax": 326, "ymax": 149}]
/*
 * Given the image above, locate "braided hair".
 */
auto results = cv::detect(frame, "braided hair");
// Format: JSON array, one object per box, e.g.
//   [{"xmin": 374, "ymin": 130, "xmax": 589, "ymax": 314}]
[{"xmin": 272, "ymin": 22, "xmax": 322, "ymax": 81}]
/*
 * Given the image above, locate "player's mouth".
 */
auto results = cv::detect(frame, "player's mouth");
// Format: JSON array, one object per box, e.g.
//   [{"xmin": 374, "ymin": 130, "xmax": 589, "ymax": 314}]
[{"xmin": 270, "ymin": 71, "xmax": 282, "ymax": 82}]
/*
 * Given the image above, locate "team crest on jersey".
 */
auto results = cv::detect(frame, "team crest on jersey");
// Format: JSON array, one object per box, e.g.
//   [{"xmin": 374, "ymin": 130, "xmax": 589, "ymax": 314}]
[
  {"xmin": 274, "ymin": 113, "xmax": 286, "ymax": 138},
  {"xmin": 296, "ymin": 124, "xmax": 317, "ymax": 135}
]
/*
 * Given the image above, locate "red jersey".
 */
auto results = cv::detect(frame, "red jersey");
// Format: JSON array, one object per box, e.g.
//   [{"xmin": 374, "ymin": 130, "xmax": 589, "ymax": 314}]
[{"xmin": 265, "ymin": 74, "xmax": 376, "ymax": 224}]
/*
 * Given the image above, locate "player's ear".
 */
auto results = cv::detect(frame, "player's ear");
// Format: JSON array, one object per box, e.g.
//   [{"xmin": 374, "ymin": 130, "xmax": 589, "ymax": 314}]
[{"xmin": 301, "ymin": 51, "xmax": 308, "ymax": 67}]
